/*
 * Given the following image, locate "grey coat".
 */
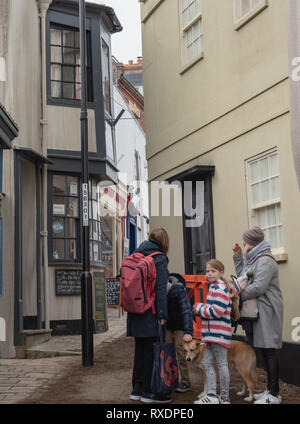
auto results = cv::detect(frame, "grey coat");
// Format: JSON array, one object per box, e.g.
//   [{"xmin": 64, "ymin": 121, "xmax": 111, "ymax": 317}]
[{"xmin": 233, "ymin": 249, "xmax": 283, "ymax": 349}]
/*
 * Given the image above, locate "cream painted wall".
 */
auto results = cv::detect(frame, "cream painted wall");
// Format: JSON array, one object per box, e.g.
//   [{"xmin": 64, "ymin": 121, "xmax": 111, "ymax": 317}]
[
  {"xmin": 4, "ymin": 0, "xmax": 41, "ymax": 152},
  {"xmin": 141, "ymin": 0, "xmax": 300, "ymax": 343},
  {"xmin": 142, "ymin": 0, "xmax": 288, "ymax": 166},
  {"xmin": 47, "ymin": 106, "xmax": 97, "ymax": 152}
]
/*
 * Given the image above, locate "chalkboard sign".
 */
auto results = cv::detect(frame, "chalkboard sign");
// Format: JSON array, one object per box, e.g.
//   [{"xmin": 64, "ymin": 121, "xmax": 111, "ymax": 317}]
[
  {"xmin": 55, "ymin": 269, "xmax": 81, "ymax": 296},
  {"xmin": 106, "ymin": 277, "xmax": 120, "ymax": 306},
  {"xmin": 94, "ymin": 272, "xmax": 108, "ymax": 333}
]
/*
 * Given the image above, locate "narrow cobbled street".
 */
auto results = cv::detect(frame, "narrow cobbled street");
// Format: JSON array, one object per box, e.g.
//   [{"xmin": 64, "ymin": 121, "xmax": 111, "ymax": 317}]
[{"xmin": 19, "ymin": 335, "xmax": 300, "ymax": 405}]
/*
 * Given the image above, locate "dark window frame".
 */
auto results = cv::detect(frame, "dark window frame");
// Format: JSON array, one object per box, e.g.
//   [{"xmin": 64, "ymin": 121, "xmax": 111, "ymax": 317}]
[
  {"xmin": 48, "ymin": 173, "xmax": 82, "ymax": 265},
  {"xmin": 46, "ymin": 12, "xmax": 94, "ymax": 107},
  {"xmin": 89, "ymin": 179, "xmax": 102, "ymax": 266}
]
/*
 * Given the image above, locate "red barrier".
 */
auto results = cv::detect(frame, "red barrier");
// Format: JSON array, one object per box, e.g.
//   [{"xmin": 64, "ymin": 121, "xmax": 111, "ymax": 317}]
[{"xmin": 183, "ymin": 275, "xmax": 209, "ymax": 340}]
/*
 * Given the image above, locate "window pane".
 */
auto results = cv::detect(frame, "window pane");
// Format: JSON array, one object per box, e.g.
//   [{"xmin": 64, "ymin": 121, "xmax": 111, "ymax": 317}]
[
  {"xmin": 53, "ymin": 239, "xmax": 64, "ymax": 260},
  {"xmin": 269, "ymin": 154, "xmax": 278, "ymax": 177},
  {"xmin": 65, "ymin": 239, "xmax": 77, "ymax": 260},
  {"xmin": 270, "ymin": 177, "xmax": 280, "ymax": 199},
  {"xmin": 51, "ymin": 64, "xmax": 61, "ymax": 81},
  {"xmin": 106, "ymin": 121, "xmax": 114, "ymax": 161},
  {"xmin": 241, "ymin": 0, "xmax": 251, "ymax": 16},
  {"xmin": 52, "ymin": 218, "xmax": 64, "ymax": 237},
  {"xmin": 51, "ymin": 46, "xmax": 62, "ymax": 63},
  {"xmin": 62, "ymin": 66, "xmax": 74, "ymax": 82},
  {"xmin": 62, "ymin": 82, "xmax": 75, "ymax": 99},
  {"xmin": 276, "ymin": 204, "xmax": 282, "ymax": 223},
  {"xmin": 251, "ymin": 183, "xmax": 260, "ymax": 204},
  {"xmin": 259, "ymin": 157, "xmax": 269, "ymax": 180},
  {"xmin": 249, "ymin": 161, "xmax": 259, "ymax": 183},
  {"xmin": 63, "ymin": 30, "xmax": 75, "ymax": 47},
  {"xmin": 67, "ymin": 177, "xmax": 78, "ymax": 196},
  {"xmin": 261, "ymin": 180, "xmax": 270, "ymax": 202},
  {"xmin": 66, "ymin": 197, "xmax": 78, "ymax": 217},
  {"xmin": 257, "ymin": 208, "xmax": 267, "ymax": 228},
  {"xmin": 102, "ymin": 39, "xmax": 111, "ymax": 114},
  {"xmin": 195, "ymin": 0, "xmax": 201, "ymax": 14},
  {"xmin": 53, "ymin": 175, "xmax": 66, "ymax": 195},
  {"xmin": 75, "ymin": 83, "xmax": 81, "ymax": 100},
  {"xmin": 74, "ymin": 31, "xmax": 80, "ymax": 48},
  {"xmin": 65, "ymin": 218, "xmax": 76, "ymax": 238},
  {"xmin": 267, "ymin": 205, "xmax": 276, "ymax": 226},
  {"xmin": 63, "ymin": 48, "xmax": 76, "ymax": 65},
  {"xmin": 53, "ymin": 197, "xmax": 65, "ymax": 216},
  {"xmin": 278, "ymin": 226, "xmax": 283, "ymax": 247},
  {"xmin": 51, "ymin": 81, "xmax": 62, "ymax": 98},
  {"xmin": 91, "ymin": 220, "xmax": 97, "ymax": 240},
  {"xmin": 187, "ymin": 44, "xmax": 194, "ymax": 61},
  {"xmin": 183, "ymin": 9, "xmax": 189, "ymax": 26},
  {"xmin": 268, "ymin": 227, "xmax": 278, "ymax": 248},
  {"xmin": 50, "ymin": 29, "xmax": 61, "ymax": 45}
]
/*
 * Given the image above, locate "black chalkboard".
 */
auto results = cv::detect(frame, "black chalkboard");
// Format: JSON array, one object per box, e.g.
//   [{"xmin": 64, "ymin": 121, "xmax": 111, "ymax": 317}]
[
  {"xmin": 106, "ymin": 277, "xmax": 120, "ymax": 306},
  {"xmin": 94, "ymin": 272, "xmax": 108, "ymax": 333},
  {"xmin": 55, "ymin": 269, "xmax": 81, "ymax": 296}
]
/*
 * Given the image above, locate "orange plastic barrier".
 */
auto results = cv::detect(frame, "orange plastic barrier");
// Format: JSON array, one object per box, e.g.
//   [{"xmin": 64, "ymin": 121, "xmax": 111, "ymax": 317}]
[{"xmin": 183, "ymin": 275, "xmax": 209, "ymax": 340}]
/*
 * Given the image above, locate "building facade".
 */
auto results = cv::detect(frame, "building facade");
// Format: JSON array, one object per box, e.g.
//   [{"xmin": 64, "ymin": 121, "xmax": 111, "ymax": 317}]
[
  {"xmin": 113, "ymin": 58, "xmax": 149, "ymax": 253},
  {"xmin": 140, "ymin": 0, "xmax": 300, "ymax": 384},
  {"xmin": 0, "ymin": 0, "xmax": 124, "ymax": 358}
]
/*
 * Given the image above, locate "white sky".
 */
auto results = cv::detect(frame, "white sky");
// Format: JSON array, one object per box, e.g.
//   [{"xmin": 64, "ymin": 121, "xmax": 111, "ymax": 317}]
[{"xmin": 86, "ymin": 0, "xmax": 143, "ymax": 64}]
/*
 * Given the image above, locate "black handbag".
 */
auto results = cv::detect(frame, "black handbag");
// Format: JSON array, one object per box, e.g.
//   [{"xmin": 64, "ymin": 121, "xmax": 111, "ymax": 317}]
[{"xmin": 150, "ymin": 323, "xmax": 179, "ymax": 396}]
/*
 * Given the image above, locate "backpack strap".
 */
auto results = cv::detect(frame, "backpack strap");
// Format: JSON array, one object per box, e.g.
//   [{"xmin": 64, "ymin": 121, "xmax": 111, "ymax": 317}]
[{"xmin": 147, "ymin": 252, "xmax": 165, "ymax": 258}]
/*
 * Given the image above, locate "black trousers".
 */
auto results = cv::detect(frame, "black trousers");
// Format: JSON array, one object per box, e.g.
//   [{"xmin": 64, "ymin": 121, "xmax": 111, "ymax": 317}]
[
  {"xmin": 259, "ymin": 348, "xmax": 280, "ymax": 396},
  {"xmin": 132, "ymin": 337, "xmax": 156, "ymax": 395}
]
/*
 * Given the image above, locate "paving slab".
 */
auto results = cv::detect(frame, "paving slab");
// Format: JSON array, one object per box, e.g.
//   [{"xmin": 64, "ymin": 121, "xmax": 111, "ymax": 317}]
[{"xmin": 0, "ymin": 308, "xmax": 126, "ymax": 404}]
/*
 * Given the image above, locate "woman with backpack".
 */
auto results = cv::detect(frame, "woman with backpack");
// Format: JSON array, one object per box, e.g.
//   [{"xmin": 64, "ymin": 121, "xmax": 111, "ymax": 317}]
[
  {"xmin": 233, "ymin": 226, "xmax": 283, "ymax": 404},
  {"xmin": 126, "ymin": 227, "xmax": 172, "ymax": 404}
]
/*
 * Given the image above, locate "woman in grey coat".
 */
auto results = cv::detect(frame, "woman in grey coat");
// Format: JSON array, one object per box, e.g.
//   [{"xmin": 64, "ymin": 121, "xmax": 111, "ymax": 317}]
[{"xmin": 233, "ymin": 226, "xmax": 283, "ymax": 404}]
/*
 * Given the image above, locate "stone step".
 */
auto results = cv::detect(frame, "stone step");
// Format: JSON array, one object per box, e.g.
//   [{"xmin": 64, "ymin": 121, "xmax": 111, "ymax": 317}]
[
  {"xmin": 25, "ymin": 349, "xmax": 80, "ymax": 359},
  {"xmin": 15, "ymin": 330, "xmax": 53, "ymax": 358}
]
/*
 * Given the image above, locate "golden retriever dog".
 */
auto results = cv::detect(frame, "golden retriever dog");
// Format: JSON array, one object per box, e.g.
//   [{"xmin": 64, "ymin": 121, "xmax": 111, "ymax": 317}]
[{"xmin": 182, "ymin": 338, "xmax": 258, "ymax": 402}]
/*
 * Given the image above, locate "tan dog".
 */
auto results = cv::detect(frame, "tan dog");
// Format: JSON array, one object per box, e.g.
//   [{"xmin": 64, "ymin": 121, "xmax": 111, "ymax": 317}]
[{"xmin": 182, "ymin": 338, "xmax": 258, "ymax": 402}]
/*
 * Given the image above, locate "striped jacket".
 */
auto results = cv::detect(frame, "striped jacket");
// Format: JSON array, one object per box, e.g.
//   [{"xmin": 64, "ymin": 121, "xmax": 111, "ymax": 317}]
[{"xmin": 193, "ymin": 279, "xmax": 232, "ymax": 349}]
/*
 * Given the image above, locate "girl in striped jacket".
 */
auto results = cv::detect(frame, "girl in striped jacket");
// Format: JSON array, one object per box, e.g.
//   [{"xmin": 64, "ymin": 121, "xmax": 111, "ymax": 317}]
[{"xmin": 193, "ymin": 259, "xmax": 232, "ymax": 404}]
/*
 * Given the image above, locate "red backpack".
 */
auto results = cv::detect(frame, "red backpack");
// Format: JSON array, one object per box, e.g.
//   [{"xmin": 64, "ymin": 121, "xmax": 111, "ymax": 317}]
[{"xmin": 120, "ymin": 252, "xmax": 164, "ymax": 314}]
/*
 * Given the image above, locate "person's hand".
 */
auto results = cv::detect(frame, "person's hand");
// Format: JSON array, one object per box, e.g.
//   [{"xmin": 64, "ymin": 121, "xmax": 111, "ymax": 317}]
[
  {"xmin": 183, "ymin": 334, "xmax": 193, "ymax": 343},
  {"xmin": 160, "ymin": 319, "xmax": 166, "ymax": 326},
  {"xmin": 233, "ymin": 243, "xmax": 242, "ymax": 256}
]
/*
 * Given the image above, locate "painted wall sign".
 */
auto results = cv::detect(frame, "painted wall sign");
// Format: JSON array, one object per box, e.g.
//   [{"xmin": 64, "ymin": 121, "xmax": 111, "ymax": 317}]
[
  {"xmin": 55, "ymin": 269, "xmax": 81, "ymax": 296},
  {"xmin": 94, "ymin": 271, "xmax": 108, "ymax": 333}
]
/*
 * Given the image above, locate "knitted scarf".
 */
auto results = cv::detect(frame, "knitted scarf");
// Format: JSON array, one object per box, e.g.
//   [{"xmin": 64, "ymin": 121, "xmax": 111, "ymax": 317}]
[{"xmin": 241, "ymin": 239, "xmax": 272, "ymax": 276}]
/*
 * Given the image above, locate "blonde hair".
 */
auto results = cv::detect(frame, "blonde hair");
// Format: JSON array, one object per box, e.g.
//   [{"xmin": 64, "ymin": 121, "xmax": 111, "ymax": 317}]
[
  {"xmin": 205, "ymin": 259, "xmax": 225, "ymax": 273},
  {"xmin": 205, "ymin": 259, "xmax": 230, "ymax": 285},
  {"xmin": 149, "ymin": 227, "xmax": 170, "ymax": 254}
]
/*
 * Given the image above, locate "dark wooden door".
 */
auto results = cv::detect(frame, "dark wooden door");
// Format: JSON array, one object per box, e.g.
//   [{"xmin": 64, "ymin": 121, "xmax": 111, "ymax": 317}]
[{"xmin": 183, "ymin": 176, "xmax": 215, "ymax": 275}]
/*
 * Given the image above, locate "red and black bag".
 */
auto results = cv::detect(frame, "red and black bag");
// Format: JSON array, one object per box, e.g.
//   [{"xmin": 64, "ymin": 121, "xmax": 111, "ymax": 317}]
[
  {"xmin": 120, "ymin": 252, "xmax": 163, "ymax": 314},
  {"xmin": 151, "ymin": 323, "xmax": 179, "ymax": 395}
]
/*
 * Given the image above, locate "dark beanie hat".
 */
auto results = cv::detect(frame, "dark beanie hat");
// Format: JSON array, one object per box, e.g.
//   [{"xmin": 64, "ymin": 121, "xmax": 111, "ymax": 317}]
[{"xmin": 242, "ymin": 226, "xmax": 264, "ymax": 246}]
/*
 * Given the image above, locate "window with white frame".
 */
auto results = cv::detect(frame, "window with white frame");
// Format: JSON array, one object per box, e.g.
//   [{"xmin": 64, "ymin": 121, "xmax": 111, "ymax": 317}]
[
  {"xmin": 246, "ymin": 151, "xmax": 284, "ymax": 251},
  {"xmin": 233, "ymin": 0, "xmax": 268, "ymax": 26},
  {"xmin": 180, "ymin": 0, "xmax": 203, "ymax": 66}
]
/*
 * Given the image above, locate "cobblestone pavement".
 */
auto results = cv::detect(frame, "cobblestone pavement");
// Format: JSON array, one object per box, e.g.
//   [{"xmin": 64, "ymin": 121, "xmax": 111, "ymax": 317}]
[{"xmin": 0, "ymin": 308, "xmax": 126, "ymax": 404}]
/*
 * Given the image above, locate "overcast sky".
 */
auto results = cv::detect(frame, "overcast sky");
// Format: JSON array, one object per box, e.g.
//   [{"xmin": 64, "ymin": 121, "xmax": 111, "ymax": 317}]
[{"xmin": 86, "ymin": 0, "xmax": 143, "ymax": 64}]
